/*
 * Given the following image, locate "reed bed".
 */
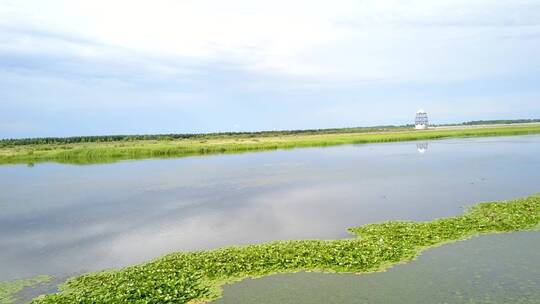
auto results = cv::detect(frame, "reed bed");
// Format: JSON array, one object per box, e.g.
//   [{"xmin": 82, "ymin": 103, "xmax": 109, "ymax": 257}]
[{"xmin": 1, "ymin": 125, "xmax": 540, "ymax": 165}]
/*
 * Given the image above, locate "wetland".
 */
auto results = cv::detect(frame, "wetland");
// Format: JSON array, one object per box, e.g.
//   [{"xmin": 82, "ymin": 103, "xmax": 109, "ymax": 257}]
[{"xmin": 1, "ymin": 135, "xmax": 540, "ymax": 303}]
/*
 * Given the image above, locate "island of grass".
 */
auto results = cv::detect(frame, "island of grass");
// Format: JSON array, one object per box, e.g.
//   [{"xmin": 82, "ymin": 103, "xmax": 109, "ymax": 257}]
[
  {"xmin": 1, "ymin": 124, "xmax": 540, "ymax": 165},
  {"xmin": 31, "ymin": 194, "xmax": 540, "ymax": 304}
]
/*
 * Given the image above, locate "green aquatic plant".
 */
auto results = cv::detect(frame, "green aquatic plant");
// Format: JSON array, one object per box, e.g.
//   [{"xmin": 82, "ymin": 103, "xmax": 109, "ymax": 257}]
[
  {"xmin": 0, "ymin": 275, "xmax": 51, "ymax": 304},
  {"xmin": 31, "ymin": 194, "xmax": 540, "ymax": 304},
  {"xmin": 1, "ymin": 125, "xmax": 540, "ymax": 165}
]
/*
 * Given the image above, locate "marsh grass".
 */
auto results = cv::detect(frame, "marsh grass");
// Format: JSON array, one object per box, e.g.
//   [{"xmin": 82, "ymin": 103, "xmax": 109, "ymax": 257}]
[
  {"xmin": 1, "ymin": 125, "xmax": 540, "ymax": 165},
  {"xmin": 31, "ymin": 194, "xmax": 540, "ymax": 304}
]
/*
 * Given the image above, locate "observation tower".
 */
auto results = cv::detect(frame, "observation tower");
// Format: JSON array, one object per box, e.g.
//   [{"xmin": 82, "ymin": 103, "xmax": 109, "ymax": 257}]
[{"xmin": 415, "ymin": 109, "xmax": 429, "ymax": 130}]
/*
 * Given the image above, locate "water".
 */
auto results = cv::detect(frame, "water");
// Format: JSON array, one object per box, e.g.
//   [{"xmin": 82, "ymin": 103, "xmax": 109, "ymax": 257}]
[
  {"xmin": 216, "ymin": 231, "xmax": 540, "ymax": 304},
  {"xmin": 0, "ymin": 135, "xmax": 539, "ymax": 286}
]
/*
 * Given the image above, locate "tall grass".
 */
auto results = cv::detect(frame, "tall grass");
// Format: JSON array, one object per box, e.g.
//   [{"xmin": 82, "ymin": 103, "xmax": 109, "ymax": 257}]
[
  {"xmin": 1, "ymin": 125, "xmax": 540, "ymax": 165},
  {"xmin": 32, "ymin": 194, "xmax": 540, "ymax": 304}
]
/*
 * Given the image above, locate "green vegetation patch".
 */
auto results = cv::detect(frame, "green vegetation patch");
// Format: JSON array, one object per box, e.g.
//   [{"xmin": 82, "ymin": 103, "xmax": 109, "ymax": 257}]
[
  {"xmin": 0, "ymin": 275, "xmax": 51, "ymax": 304},
  {"xmin": 1, "ymin": 124, "xmax": 540, "ymax": 165},
  {"xmin": 31, "ymin": 194, "xmax": 540, "ymax": 304}
]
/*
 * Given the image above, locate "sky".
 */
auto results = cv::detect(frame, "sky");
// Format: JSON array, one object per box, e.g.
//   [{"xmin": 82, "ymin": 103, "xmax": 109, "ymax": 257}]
[{"xmin": 1, "ymin": 0, "xmax": 539, "ymax": 138}]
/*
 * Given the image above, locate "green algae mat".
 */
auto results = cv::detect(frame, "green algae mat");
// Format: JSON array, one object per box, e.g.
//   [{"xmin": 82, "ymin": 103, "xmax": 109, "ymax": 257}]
[
  {"xmin": 31, "ymin": 194, "xmax": 540, "ymax": 303},
  {"xmin": 0, "ymin": 275, "xmax": 50, "ymax": 304}
]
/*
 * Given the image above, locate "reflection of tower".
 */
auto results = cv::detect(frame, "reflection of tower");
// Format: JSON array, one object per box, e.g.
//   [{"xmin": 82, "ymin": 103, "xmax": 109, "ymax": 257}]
[
  {"xmin": 415, "ymin": 109, "xmax": 429, "ymax": 130},
  {"xmin": 417, "ymin": 142, "xmax": 428, "ymax": 154}
]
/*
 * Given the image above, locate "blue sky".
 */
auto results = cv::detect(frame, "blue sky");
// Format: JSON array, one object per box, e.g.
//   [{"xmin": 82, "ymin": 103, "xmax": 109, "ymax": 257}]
[{"xmin": 1, "ymin": 0, "xmax": 540, "ymax": 138}]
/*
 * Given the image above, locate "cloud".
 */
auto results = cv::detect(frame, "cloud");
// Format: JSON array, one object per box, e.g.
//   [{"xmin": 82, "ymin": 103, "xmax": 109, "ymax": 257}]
[
  {"xmin": 0, "ymin": 0, "xmax": 539, "ymax": 137},
  {"xmin": 2, "ymin": 0, "xmax": 540, "ymax": 82},
  {"xmin": 334, "ymin": 0, "xmax": 540, "ymax": 28}
]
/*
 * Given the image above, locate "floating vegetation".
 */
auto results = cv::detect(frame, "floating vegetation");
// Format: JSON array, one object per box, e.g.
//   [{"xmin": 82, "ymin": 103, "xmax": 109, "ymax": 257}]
[
  {"xmin": 1, "ymin": 125, "xmax": 540, "ymax": 165},
  {"xmin": 31, "ymin": 194, "xmax": 540, "ymax": 304},
  {"xmin": 0, "ymin": 275, "xmax": 51, "ymax": 304}
]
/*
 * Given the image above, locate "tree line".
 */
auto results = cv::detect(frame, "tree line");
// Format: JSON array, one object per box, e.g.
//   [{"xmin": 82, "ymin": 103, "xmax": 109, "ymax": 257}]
[
  {"xmin": 461, "ymin": 119, "xmax": 540, "ymax": 125},
  {"xmin": 0, "ymin": 126, "xmax": 401, "ymax": 146},
  {"xmin": 2, "ymin": 119, "xmax": 537, "ymax": 146}
]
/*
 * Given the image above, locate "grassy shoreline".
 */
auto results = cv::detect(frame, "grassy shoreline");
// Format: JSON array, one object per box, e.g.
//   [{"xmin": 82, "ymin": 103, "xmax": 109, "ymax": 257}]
[
  {"xmin": 31, "ymin": 194, "xmax": 540, "ymax": 304},
  {"xmin": 1, "ymin": 124, "xmax": 540, "ymax": 165}
]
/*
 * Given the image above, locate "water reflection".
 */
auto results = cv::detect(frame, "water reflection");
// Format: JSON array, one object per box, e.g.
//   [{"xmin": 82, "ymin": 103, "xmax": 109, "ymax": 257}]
[
  {"xmin": 1, "ymin": 135, "xmax": 540, "ymax": 282},
  {"xmin": 416, "ymin": 142, "xmax": 428, "ymax": 154}
]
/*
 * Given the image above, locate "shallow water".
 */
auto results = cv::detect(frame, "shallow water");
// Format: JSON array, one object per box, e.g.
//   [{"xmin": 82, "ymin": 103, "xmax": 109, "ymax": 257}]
[
  {"xmin": 215, "ymin": 231, "xmax": 540, "ymax": 304},
  {"xmin": 1, "ymin": 135, "xmax": 539, "ymax": 283}
]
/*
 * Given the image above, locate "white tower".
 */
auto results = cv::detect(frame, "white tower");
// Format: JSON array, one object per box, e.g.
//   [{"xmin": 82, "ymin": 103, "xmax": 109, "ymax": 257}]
[{"xmin": 415, "ymin": 109, "xmax": 428, "ymax": 130}]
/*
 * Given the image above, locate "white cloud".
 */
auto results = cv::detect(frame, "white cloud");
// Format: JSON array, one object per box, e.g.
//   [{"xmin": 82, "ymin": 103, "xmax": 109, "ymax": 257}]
[{"xmin": 1, "ymin": 0, "xmax": 540, "ymax": 83}]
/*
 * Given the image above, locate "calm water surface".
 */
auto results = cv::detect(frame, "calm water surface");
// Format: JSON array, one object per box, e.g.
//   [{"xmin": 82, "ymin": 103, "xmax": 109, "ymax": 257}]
[
  {"xmin": 216, "ymin": 231, "xmax": 540, "ymax": 304},
  {"xmin": 1, "ymin": 135, "xmax": 539, "ymax": 284}
]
